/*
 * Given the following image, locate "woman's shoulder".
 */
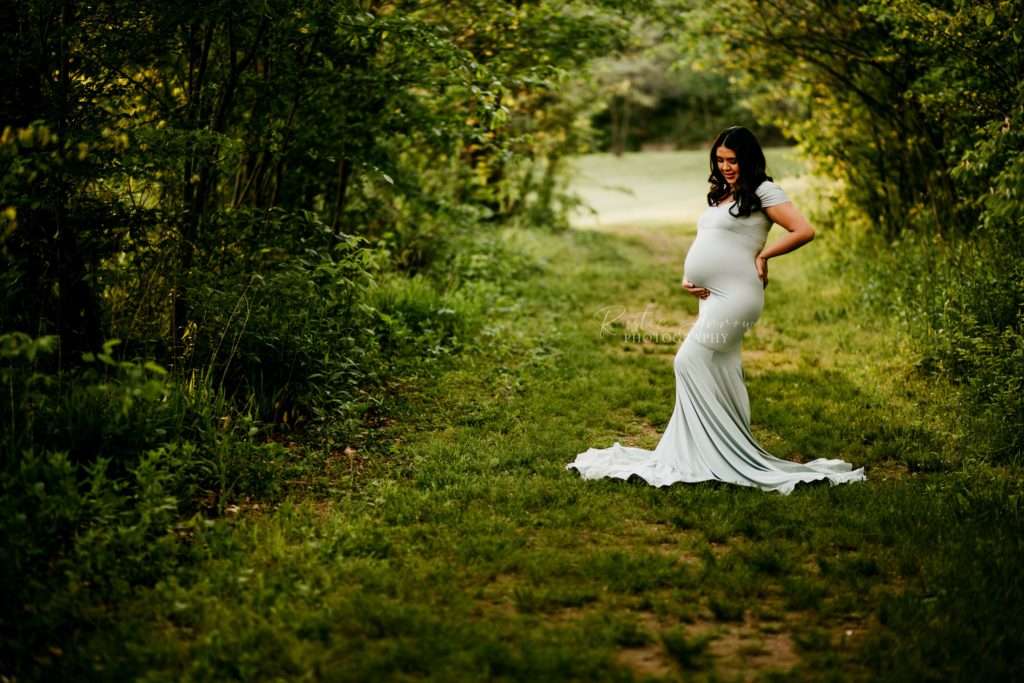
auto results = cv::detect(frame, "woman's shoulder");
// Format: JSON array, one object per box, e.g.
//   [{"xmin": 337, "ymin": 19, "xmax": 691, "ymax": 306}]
[{"xmin": 754, "ymin": 178, "xmax": 791, "ymax": 207}]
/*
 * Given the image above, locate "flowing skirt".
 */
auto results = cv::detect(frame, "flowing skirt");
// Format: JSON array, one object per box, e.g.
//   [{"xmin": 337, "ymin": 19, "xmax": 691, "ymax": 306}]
[{"xmin": 565, "ymin": 333, "xmax": 867, "ymax": 496}]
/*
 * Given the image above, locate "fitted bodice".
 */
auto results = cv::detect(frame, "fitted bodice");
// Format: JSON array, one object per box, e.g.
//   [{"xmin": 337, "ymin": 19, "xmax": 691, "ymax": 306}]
[
  {"xmin": 695, "ymin": 179, "xmax": 790, "ymax": 248},
  {"xmin": 696, "ymin": 200, "xmax": 773, "ymax": 250}
]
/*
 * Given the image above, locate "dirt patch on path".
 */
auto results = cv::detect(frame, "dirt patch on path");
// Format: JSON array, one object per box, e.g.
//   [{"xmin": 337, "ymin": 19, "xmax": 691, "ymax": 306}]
[
  {"xmin": 682, "ymin": 607, "xmax": 800, "ymax": 681},
  {"xmin": 613, "ymin": 610, "xmax": 677, "ymax": 681},
  {"xmin": 612, "ymin": 607, "xmax": 802, "ymax": 682}
]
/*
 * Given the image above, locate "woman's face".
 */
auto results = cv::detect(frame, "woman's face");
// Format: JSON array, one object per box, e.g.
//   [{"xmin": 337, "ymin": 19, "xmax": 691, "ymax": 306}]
[{"xmin": 715, "ymin": 144, "xmax": 739, "ymax": 186}]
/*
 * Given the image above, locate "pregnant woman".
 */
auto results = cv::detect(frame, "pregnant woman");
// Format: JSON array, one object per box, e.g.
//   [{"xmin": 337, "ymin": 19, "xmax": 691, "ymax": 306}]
[{"xmin": 566, "ymin": 126, "xmax": 867, "ymax": 495}]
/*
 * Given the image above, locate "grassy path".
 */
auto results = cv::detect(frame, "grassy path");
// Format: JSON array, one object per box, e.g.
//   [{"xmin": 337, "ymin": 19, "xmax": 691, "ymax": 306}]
[{"xmin": 78, "ymin": 180, "xmax": 1023, "ymax": 681}]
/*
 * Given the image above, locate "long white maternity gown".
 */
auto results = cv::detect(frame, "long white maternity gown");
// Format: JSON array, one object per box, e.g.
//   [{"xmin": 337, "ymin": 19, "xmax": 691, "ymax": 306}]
[{"xmin": 566, "ymin": 180, "xmax": 867, "ymax": 496}]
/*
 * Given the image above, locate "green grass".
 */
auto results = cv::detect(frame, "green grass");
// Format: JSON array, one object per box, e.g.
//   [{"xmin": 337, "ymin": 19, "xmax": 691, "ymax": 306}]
[{"xmin": 36, "ymin": 161, "xmax": 1024, "ymax": 682}]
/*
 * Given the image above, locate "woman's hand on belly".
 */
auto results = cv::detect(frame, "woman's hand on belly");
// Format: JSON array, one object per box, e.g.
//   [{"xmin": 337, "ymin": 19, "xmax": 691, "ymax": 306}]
[{"xmin": 682, "ymin": 278, "xmax": 710, "ymax": 300}]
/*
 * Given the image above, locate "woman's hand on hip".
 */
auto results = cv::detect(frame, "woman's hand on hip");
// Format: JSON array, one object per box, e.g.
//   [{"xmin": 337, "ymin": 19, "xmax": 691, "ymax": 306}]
[
  {"xmin": 682, "ymin": 279, "xmax": 710, "ymax": 299},
  {"xmin": 755, "ymin": 255, "xmax": 769, "ymax": 289}
]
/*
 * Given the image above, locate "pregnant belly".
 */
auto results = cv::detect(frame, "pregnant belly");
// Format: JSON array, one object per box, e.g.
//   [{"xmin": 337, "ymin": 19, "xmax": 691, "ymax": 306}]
[
  {"xmin": 685, "ymin": 231, "xmax": 761, "ymax": 285},
  {"xmin": 682, "ymin": 237, "xmax": 720, "ymax": 288},
  {"xmin": 683, "ymin": 230, "xmax": 764, "ymax": 350}
]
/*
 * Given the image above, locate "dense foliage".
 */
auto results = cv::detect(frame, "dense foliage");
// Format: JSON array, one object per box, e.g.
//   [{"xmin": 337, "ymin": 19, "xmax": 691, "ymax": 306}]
[{"xmin": 0, "ymin": 0, "xmax": 649, "ymax": 672}]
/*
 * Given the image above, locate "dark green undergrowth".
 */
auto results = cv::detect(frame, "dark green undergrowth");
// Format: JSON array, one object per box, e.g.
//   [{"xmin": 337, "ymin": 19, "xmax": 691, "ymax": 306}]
[
  {"xmin": 0, "ymin": 223, "xmax": 542, "ymax": 676},
  {"xmin": 815, "ymin": 212, "xmax": 1024, "ymax": 466}
]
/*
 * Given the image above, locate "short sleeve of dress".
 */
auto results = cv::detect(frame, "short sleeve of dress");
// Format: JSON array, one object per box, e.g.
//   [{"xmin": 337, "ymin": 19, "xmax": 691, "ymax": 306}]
[{"xmin": 756, "ymin": 180, "xmax": 791, "ymax": 207}]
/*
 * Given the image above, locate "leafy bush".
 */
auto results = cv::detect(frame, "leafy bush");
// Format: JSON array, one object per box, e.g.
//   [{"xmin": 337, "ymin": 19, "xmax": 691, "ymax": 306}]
[
  {"xmin": 821, "ymin": 201, "xmax": 1024, "ymax": 464},
  {"xmin": 0, "ymin": 333, "xmax": 293, "ymax": 670}
]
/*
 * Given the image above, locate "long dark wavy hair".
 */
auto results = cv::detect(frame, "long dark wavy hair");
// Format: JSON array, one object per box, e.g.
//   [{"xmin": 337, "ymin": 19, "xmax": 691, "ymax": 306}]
[{"xmin": 706, "ymin": 126, "xmax": 773, "ymax": 219}]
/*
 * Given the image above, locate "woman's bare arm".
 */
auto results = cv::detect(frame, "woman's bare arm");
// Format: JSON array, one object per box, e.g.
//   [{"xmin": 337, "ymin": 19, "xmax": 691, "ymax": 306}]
[
  {"xmin": 755, "ymin": 202, "xmax": 816, "ymax": 287},
  {"xmin": 760, "ymin": 202, "xmax": 816, "ymax": 258}
]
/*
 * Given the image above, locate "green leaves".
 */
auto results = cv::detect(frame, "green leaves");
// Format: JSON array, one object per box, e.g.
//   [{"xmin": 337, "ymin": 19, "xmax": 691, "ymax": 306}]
[{"xmin": 0, "ymin": 2, "xmax": 651, "ymax": 674}]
